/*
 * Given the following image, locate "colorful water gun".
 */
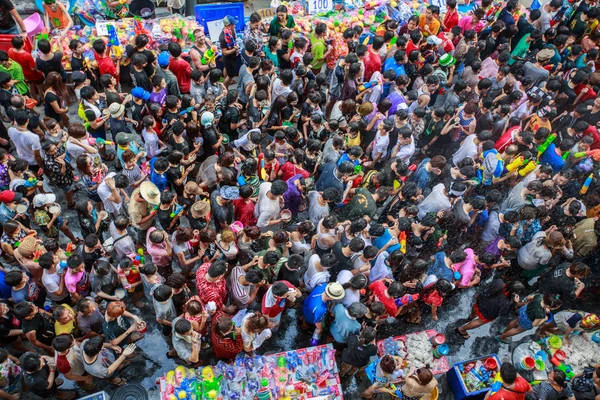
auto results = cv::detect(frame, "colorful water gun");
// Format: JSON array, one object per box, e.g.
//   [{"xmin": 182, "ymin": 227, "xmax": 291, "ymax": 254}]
[
  {"xmin": 518, "ymin": 160, "xmax": 537, "ymax": 176},
  {"xmin": 24, "ymin": 177, "xmax": 38, "ymax": 188},
  {"xmin": 65, "ymin": 242, "xmax": 75, "ymax": 257},
  {"xmin": 489, "ymin": 372, "xmax": 503, "ymax": 395},
  {"xmin": 506, "ymin": 156, "xmax": 525, "ymax": 172},
  {"xmin": 581, "ymin": 173, "xmax": 593, "ymax": 195},
  {"xmin": 389, "ymin": 383, "xmax": 403, "ymax": 398},
  {"xmin": 87, "ymin": 137, "xmax": 114, "ymax": 146},
  {"xmin": 201, "ymin": 46, "xmax": 218, "ymax": 65},
  {"xmin": 106, "ymin": 24, "xmax": 122, "ymax": 58},
  {"xmin": 179, "ymin": 107, "xmax": 195, "ymax": 116},
  {"xmin": 170, "ymin": 204, "xmax": 185, "ymax": 218},
  {"xmin": 574, "ymin": 149, "xmax": 600, "ymax": 161},
  {"xmin": 537, "ymin": 133, "xmax": 557, "ymax": 157},
  {"xmin": 395, "ymin": 293, "xmax": 419, "ymax": 306},
  {"xmin": 399, "ymin": 231, "xmax": 407, "ymax": 254},
  {"xmin": 359, "ymin": 80, "xmax": 379, "ymax": 92}
]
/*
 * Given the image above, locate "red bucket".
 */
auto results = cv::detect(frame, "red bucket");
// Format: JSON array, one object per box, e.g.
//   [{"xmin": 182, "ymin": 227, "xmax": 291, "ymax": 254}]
[
  {"xmin": 429, "ymin": 333, "xmax": 446, "ymax": 346},
  {"xmin": 551, "ymin": 349, "xmax": 567, "ymax": 366},
  {"xmin": 484, "ymin": 357, "xmax": 498, "ymax": 370}
]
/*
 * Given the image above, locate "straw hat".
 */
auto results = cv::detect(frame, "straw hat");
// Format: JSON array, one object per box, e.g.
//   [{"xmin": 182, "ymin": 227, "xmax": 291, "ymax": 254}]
[
  {"xmin": 325, "ymin": 283, "xmax": 345, "ymax": 300},
  {"xmin": 17, "ymin": 235, "xmax": 38, "ymax": 258},
  {"xmin": 140, "ymin": 181, "xmax": 160, "ymax": 205},
  {"xmin": 190, "ymin": 201, "xmax": 211, "ymax": 219}
]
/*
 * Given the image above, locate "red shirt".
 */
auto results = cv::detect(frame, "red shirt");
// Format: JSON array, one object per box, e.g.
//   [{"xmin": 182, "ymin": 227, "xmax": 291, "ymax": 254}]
[
  {"xmin": 405, "ymin": 40, "xmax": 419, "ymax": 56},
  {"xmin": 576, "ymin": 83, "xmax": 597, "ymax": 104},
  {"xmin": 262, "ymin": 280, "xmax": 295, "ymax": 317},
  {"xmin": 169, "ymin": 57, "xmax": 192, "ymax": 93},
  {"xmin": 8, "ymin": 49, "xmax": 43, "ymax": 81},
  {"xmin": 95, "ymin": 52, "xmax": 118, "ymax": 79},
  {"xmin": 494, "ymin": 126, "xmax": 520, "ymax": 153},
  {"xmin": 279, "ymin": 162, "xmax": 309, "ymax": 181},
  {"xmin": 443, "ymin": 9, "xmax": 459, "ymax": 31},
  {"xmin": 487, "ymin": 377, "xmax": 531, "ymax": 400},
  {"xmin": 438, "ymin": 32, "xmax": 455, "ymax": 54},
  {"xmin": 363, "ymin": 48, "xmax": 382, "ymax": 82},
  {"xmin": 195, "ymin": 262, "xmax": 228, "ymax": 309},
  {"xmin": 233, "ymin": 198, "xmax": 257, "ymax": 227},
  {"xmin": 369, "ymin": 280, "xmax": 398, "ymax": 317}
]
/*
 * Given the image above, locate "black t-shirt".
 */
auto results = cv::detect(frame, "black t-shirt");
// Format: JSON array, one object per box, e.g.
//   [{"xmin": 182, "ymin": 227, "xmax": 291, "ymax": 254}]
[
  {"xmin": 219, "ymin": 106, "xmax": 241, "ymax": 140},
  {"xmin": 278, "ymin": 265, "xmax": 300, "ymax": 287},
  {"xmin": 210, "ymin": 190, "xmax": 234, "ymax": 233},
  {"xmin": 0, "ymin": 313, "xmax": 18, "ymax": 344},
  {"xmin": 25, "ymin": 364, "xmax": 57, "ymax": 397},
  {"xmin": 131, "ymin": 68, "xmax": 152, "ymax": 92},
  {"xmin": 83, "ymin": 106, "xmax": 103, "ymax": 135},
  {"xmin": 126, "ymin": 46, "xmax": 156, "ymax": 76},
  {"xmin": 158, "ymin": 205, "xmax": 180, "ymax": 235},
  {"xmin": 341, "ymin": 335, "xmax": 378, "ymax": 367},
  {"xmin": 247, "ymin": 99, "xmax": 261, "ymax": 129},
  {"xmin": 21, "ymin": 312, "xmax": 55, "ymax": 346},
  {"xmin": 202, "ymin": 128, "xmax": 219, "ymax": 157},
  {"xmin": 82, "ymin": 248, "xmax": 102, "ymax": 272},
  {"xmin": 329, "ymin": 242, "xmax": 354, "ymax": 281},
  {"xmin": 130, "ymin": 100, "xmax": 146, "ymax": 128},
  {"xmin": 44, "ymin": 91, "xmax": 61, "ymax": 121},
  {"xmin": 542, "ymin": 263, "xmax": 577, "ymax": 300},
  {"xmin": 219, "ymin": 30, "xmax": 237, "ymax": 64},
  {"xmin": 171, "ymin": 287, "xmax": 190, "ymax": 314},
  {"xmin": 167, "ymin": 165, "xmax": 184, "ymax": 196},
  {"xmin": 35, "ymin": 53, "xmax": 64, "ymax": 77},
  {"xmin": 277, "ymin": 47, "xmax": 291, "ymax": 70}
]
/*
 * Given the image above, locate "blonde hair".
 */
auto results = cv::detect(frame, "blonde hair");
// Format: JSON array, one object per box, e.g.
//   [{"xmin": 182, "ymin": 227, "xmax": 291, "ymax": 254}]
[{"xmin": 221, "ymin": 228, "xmax": 235, "ymax": 243}]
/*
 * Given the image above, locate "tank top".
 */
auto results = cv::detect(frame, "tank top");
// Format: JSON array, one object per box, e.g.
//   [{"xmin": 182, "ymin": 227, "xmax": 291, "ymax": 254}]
[
  {"xmin": 316, "ymin": 219, "xmax": 335, "ymax": 251},
  {"xmin": 43, "ymin": 3, "xmax": 69, "ymax": 29}
]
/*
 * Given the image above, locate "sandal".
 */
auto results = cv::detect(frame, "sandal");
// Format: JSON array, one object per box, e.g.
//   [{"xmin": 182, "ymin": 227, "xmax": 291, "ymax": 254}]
[
  {"xmin": 111, "ymin": 378, "xmax": 127, "ymax": 386},
  {"xmin": 455, "ymin": 327, "xmax": 470, "ymax": 340},
  {"xmin": 495, "ymin": 335, "xmax": 511, "ymax": 344}
]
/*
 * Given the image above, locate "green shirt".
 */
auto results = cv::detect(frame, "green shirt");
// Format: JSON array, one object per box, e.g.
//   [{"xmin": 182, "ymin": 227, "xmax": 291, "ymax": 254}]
[
  {"xmin": 268, "ymin": 15, "xmax": 296, "ymax": 37},
  {"xmin": 508, "ymin": 34, "xmax": 530, "ymax": 66},
  {"xmin": 264, "ymin": 45, "xmax": 279, "ymax": 68},
  {"xmin": 0, "ymin": 61, "xmax": 28, "ymax": 95},
  {"xmin": 310, "ymin": 33, "xmax": 327, "ymax": 69}
]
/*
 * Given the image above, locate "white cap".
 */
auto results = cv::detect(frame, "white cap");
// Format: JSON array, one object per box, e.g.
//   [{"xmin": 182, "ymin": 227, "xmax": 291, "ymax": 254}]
[{"xmin": 33, "ymin": 193, "xmax": 57, "ymax": 208}]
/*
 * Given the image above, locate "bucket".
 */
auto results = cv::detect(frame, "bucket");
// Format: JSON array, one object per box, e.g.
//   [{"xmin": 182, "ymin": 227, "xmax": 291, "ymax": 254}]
[
  {"xmin": 520, "ymin": 356, "xmax": 535, "ymax": 370},
  {"xmin": 430, "ymin": 334, "xmax": 446, "ymax": 346},
  {"xmin": 548, "ymin": 336, "xmax": 563, "ymax": 349},
  {"xmin": 432, "ymin": 344, "xmax": 449, "ymax": 358},
  {"xmin": 129, "ymin": 0, "xmax": 156, "ymax": 19},
  {"xmin": 484, "ymin": 357, "xmax": 498, "ymax": 370},
  {"xmin": 230, "ymin": 221, "xmax": 244, "ymax": 234},
  {"xmin": 551, "ymin": 350, "xmax": 566, "ymax": 366},
  {"xmin": 535, "ymin": 359, "xmax": 545, "ymax": 371},
  {"xmin": 592, "ymin": 332, "xmax": 600, "ymax": 343},
  {"xmin": 535, "ymin": 351, "xmax": 548, "ymax": 362},
  {"xmin": 23, "ymin": 13, "xmax": 44, "ymax": 40},
  {"xmin": 25, "ymin": 97, "xmax": 37, "ymax": 109}
]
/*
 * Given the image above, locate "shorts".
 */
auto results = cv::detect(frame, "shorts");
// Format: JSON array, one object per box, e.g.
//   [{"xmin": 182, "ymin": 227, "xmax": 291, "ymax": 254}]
[
  {"xmin": 473, "ymin": 303, "xmax": 494, "ymax": 324},
  {"xmin": 224, "ymin": 60, "xmax": 236, "ymax": 78},
  {"xmin": 517, "ymin": 305, "xmax": 534, "ymax": 330},
  {"xmin": 0, "ymin": 26, "xmax": 18, "ymax": 34}
]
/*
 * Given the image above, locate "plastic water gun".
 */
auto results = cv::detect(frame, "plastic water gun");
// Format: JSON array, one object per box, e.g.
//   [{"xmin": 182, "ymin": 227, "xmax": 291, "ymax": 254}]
[
  {"xmin": 557, "ymin": 364, "xmax": 575, "ymax": 380},
  {"xmin": 32, "ymin": 248, "xmax": 43, "ymax": 262},
  {"xmin": 106, "ymin": 24, "xmax": 122, "ymax": 58},
  {"xmin": 65, "ymin": 242, "xmax": 75, "ymax": 257},
  {"xmin": 201, "ymin": 46, "xmax": 218, "ymax": 65},
  {"xmin": 395, "ymin": 293, "xmax": 419, "ymax": 306},
  {"xmin": 537, "ymin": 133, "xmax": 557, "ymax": 157},
  {"xmin": 24, "ymin": 177, "xmax": 38, "ymax": 188},
  {"xmin": 506, "ymin": 156, "xmax": 525, "ymax": 172},
  {"xmin": 389, "ymin": 383, "xmax": 403, "ymax": 398},
  {"xmin": 489, "ymin": 372, "xmax": 503, "ymax": 395},
  {"xmin": 87, "ymin": 137, "xmax": 114, "ymax": 146},
  {"xmin": 518, "ymin": 160, "xmax": 537, "ymax": 176},
  {"xmin": 354, "ymin": 164, "xmax": 362, "ymax": 174},
  {"xmin": 581, "ymin": 173, "xmax": 593, "ymax": 195},
  {"xmin": 260, "ymin": 159, "xmax": 268, "ymax": 181},
  {"xmin": 399, "ymin": 163, "xmax": 418, "ymax": 183},
  {"xmin": 170, "ymin": 204, "xmax": 185, "ymax": 218},
  {"xmin": 359, "ymin": 80, "xmax": 379, "ymax": 92},
  {"xmin": 574, "ymin": 149, "xmax": 600, "ymax": 161},
  {"xmin": 399, "ymin": 231, "xmax": 407, "ymax": 254},
  {"xmin": 58, "ymin": 260, "xmax": 67, "ymax": 274}
]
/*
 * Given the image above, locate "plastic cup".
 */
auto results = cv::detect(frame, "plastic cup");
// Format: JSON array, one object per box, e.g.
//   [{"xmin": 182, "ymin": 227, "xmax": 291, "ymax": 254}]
[
  {"xmin": 520, "ymin": 356, "xmax": 535, "ymax": 370},
  {"xmin": 535, "ymin": 360, "xmax": 545, "ymax": 371}
]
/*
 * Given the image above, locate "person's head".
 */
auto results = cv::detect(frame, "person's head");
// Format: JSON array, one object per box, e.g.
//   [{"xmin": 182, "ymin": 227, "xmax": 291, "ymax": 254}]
[
  {"xmin": 207, "ymin": 260, "xmax": 228, "ymax": 280},
  {"xmin": 53, "ymin": 305, "xmax": 75, "ymax": 325},
  {"xmin": 569, "ymin": 262, "xmax": 590, "ymax": 278},
  {"xmin": 20, "ymin": 352, "xmax": 44, "ymax": 373},
  {"xmin": 276, "ymin": 5, "xmax": 288, "ymax": 23},
  {"xmin": 246, "ymin": 312, "xmax": 269, "ymax": 333},
  {"xmin": 543, "ymin": 293, "xmax": 563, "ymax": 310},
  {"xmin": 379, "ymin": 355, "xmax": 397, "ymax": 374},
  {"xmin": 174, "ymin": 318, "xmax": 193, "ymax": 337},
  {"xmin": 4, "ymin": 270, "xmax": 27, "ymax": 288},
  {"xmin": 67, "ymin": 254, "xmax": 85, "ymax": 273},
  {"xmin": 153, "ymin": 284, "xmax": 173, "ymax": 303},
  {"xmin": 550, "ymin": 369, "xmax": 568, "ymax": 387}
]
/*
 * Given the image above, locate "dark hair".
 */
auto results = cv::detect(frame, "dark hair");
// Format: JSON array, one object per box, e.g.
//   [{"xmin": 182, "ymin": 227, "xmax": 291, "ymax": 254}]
[
  {"xmin": 208, "ymin": 260, "xmax": 228, "ymax": 278},
  {"xmin": 174, "ymin": 318, "xmax": 192, "ymax": 335},
  {"xmin": 153, "ymin": 284, "xmax": 173, "ymax": 302},
  {"xmin": 83, "ymin": 335, "xmax": 105, "ymax": 357}
]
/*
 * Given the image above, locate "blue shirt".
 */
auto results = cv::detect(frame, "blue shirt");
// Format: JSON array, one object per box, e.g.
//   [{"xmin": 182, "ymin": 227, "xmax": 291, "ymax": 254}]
[
  {"xmin": 383, "ymin": 58, "xmax": 406, "ymax": 78},
  {"xmin": 373, "ymin": 229, "xmax": 401, "ymax": 253},
  {"xmin": 330, "ymin": 303, "xmax": 361, "ymax": 343},
  {"xmin": 427, "ymin": 251, "xmax": 453, "ymax": 281},
  {"xmin": 539, "ymin": 143, "xmax": 565, "ymax": 173},
  {"xmin": 409, "ymin": 158, "xmax": 433, "ymax": 194},
  {"xmin": 302, "ymin": 283, "xmax": 328, "ymax": 325},
  {"xmin": 0, "ymin": 270, "xmax": 11, "ymax": 299},
  {"xmin": 149, "ymin": 157, "xmax": 168, "ymax": 191},
  {"xmin": 0, "ymin": 203, "xmax": 16, "ymax": 225}
]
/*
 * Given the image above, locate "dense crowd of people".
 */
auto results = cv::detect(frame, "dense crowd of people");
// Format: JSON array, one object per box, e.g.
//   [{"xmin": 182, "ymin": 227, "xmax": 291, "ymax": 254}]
[{"xmin": 2, "ymin": 0, "xmax": 600, "ymax": 398}]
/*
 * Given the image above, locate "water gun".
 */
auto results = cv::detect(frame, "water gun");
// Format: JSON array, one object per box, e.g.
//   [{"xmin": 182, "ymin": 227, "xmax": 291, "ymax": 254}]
[
  {"xmin": 489, "ymin": 372, "xmax": 503, "ymax": 395},
  {"xmin": 133, "ymin": 17, "xmax": 152, "ymax": 45},
  {"xmin": 359, "ymin": 80, "xmax": 379, "ymax": 92},
  {"xmin": 179, "ymin": 107, "xmax": 194, "ymax": 116},
  {"xmin": 106, "ymin": 24, "xmax": 122, "ymax": 58},
  {"xmin": 557, "ymin": 364, "xmax": 575, "ymax": 380},
  {"xmin": 354, "ymin": 164, "xmax": 362, "ymax": 174},
  {"xmin": 58, "ymin": 260, "xmax": 67, "ymax": 274},
  {"xmin": 87, "ymin": 137, "xmax": 114, "ymax": 146},
  {"xmin": 574, "ymin": 149, "xmax": 600, "ymax": 161},
  {"xmin": 518, "ymin": 160, "xmax": 537, "ymax": 176},
  {"xmin": 399, "ymin": 163, "xmax": 418, "ymax": 183},
  {"xmin": 32, "ymin": 248, "xmax": 43, "ymax": 262},
  {"xmin": 581, "ymin": 173, "xmax": 593, "ymax": 195},
  {"xmin": 389, "ymin": 383, "xmax": 403, "ymax": 398},
  {"xmin": 506, "ymin": 156, "xmax": 525, "ymax": 172},
  {"xmin": 399, "ymin": 231, "xmax": 407, "ymax": 254},
  {"xmin": 65, "ymin": 242, "xmax": 74, "ymax": 257},
  {"xmin": 170, "ymin": 204, "xmax": 185, "ymax": 218},
  {"xmin": 537, "ymin": 133, "xmax": 557, "ymax": 157},
  {"xmin": 201, "ymin": 46, "xmax": 218, "ymax": 65},
  {"xmin": 437, "ymin": 230, "xmax": 448, "ymax": 248},
  {"xmin": 260, "ymin": 159, "xmax": 268, "ymax": 181},
  {"xmin": 24, "ymin": 177, "xmax": 38, "ymax": 188},
  {"xmin": 394, "ymin": 293, "xmax": 419, "ymax": 306}
]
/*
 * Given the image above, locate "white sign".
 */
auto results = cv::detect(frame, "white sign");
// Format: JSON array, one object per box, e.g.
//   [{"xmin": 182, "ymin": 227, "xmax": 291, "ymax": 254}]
[
  {"xmin": 206, "ymin": 19, "xmax": 224, "ymax": 43},
  {"xmin": 307, "ymin": 0, "xmax": 333, "ymax": 14},
  {"xmin": 95, "ymin": 20, "xmax": 115, "ymax": 37}
]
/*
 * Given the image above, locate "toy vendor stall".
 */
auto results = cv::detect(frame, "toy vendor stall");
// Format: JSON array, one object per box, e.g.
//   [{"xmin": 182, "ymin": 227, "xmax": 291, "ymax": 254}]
[
  {"xmin": 447, "ymin": 355, "xmax": 502, "ymax": 400},
  {"xmin": 377, "ymin": 330, "xmax": 451, "ymax": 379},
  {"xmin": 158, "ymin": 344, "xmax": 344, "ymax": 400}
]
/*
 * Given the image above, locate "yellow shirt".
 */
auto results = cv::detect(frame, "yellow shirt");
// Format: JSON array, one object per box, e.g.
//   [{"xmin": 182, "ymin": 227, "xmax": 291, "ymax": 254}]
[
  {"xmin": 55, "ymin": 304, "xmax": 77, "ymax": 336},
  {"xmin": 418, "ymin": 14, "xmax": 440, "ymax": 37},
  {"xmin": 346, "ymin": 132, "xmax": 361, "ymax": 148}
]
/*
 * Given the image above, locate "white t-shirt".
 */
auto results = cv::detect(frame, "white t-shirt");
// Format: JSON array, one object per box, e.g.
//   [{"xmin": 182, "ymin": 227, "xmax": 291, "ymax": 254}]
[
  {"xmin": 417, "ymin": 183, "xmax": 451, "ymax": 220},
  {"xmin": 372, "ymin": 132, "xmax": 390, "ymax": 160},
  {"xmin": 336, "ymin": 269, "xmax": 359, "ymax": 307},
  {"xmin": 241, "ymin": 313, "xmax": 272, "ymax": 351},
  {"xmin": 304, "ymin": 254, "xmax": 331, "ymax": 292},
  {"xmin": 370, "ymin": 251, "xmax": 391, "ymax": 282},
  {"xmin": 308, "ymin": 191, "xmax": 330, "ymax": 225},
  {"xmin": 142, "ymin": 128, "xmax": 161, "ymax": 158},
  {"xmin": 254, "ymin": 182, "xmax": 281, "ymax": 230},
  {"xmin": 97, "ymin": 172, "xmax": 122, "ymax": 214},
  {"xmin": 395, "ymin": 137, "xmax": 416, "ymax": 165},
  {"xmin": 42, "ymin": 269, "xmax": 68, "ymax": 302},
  {"xmin": 452, "ymin": 135, "xmax": 478, "ymax": 166},
  {"xmin": 8, "ymin": 127, "xmax": 41, "ymax": 165}
]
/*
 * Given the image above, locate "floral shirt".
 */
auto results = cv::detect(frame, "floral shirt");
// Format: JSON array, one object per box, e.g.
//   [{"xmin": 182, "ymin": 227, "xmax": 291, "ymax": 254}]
[
  {"xmin": 44, "ymin": 148, "xmax": 74, "ymax": 188},
  {"xmin": 195, "ymin": 262, "xmax": 228, "ymax": 309},
  {"xmin": 326, "ymin": 32, "xmax": 349, "ymax": 70},
  {"xmin": 0, "ymin": 358, "xmax": 21, "ymax": 392},
  {"xmin": 35, "ymin": 209, "xmax": 59, "ymax": 238},
  {"xmin": 0, "ymin": 163, "xmax": 9, "ymax": 188}
]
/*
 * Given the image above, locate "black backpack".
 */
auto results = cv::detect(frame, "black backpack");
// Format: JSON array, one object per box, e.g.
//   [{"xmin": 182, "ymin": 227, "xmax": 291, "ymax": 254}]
[{"xmin": 572, "ymin": 367, "xmax": 597, "ymax": 395}]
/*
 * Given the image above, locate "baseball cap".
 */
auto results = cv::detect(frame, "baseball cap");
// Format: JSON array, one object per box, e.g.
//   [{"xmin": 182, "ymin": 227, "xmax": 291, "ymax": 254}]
[
  {"xmin": 157, "ymin": 51, "xmax": 171, "ymax": 68},
  {"xmin": 0, "ymin": 190, "xmax": 23, "ymax": 203},
  {"xmin": 131, "ymin": 87, "xmax": 151, "ymax": 101},
  {"xmin": 33, "ymin": 193, "xmax": 56, "ymax": 208},
  {"xmin": 426, "ymin": 35, "xmax": 442, "ymax": 46},
  {"xmin": 115, "ymin": 132, "xmax": 137, "ymax": 146},
  {"xmin": 223, "ymin": 15, "xmax": 238, "ymax": 26},
  {"xmin": 72, "ymin": 70, "xmax": 86, "ymax": 84}
]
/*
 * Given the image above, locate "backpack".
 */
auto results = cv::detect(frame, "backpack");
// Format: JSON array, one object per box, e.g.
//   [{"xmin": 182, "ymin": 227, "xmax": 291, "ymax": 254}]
[
  {"xmin": 572, "ymin": 367, "xmax": 597, "ymax": 394},
  {"xmin": 78, "ymin": 102, "xmax": 88, "ymax": 121}
]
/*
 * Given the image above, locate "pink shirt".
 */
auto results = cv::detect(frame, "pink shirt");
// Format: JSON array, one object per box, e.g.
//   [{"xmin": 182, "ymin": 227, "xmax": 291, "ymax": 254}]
[
  {"xmin": 453, "ymin": 248, "xmax": 477, "ymax": 287},
  {"xmin": 146, "ymin": 227, "xmax": 171, "ymax": 267},
  {"xmin": 458, "ymin": 16, "xmax": 485, "ymax": 33}
]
